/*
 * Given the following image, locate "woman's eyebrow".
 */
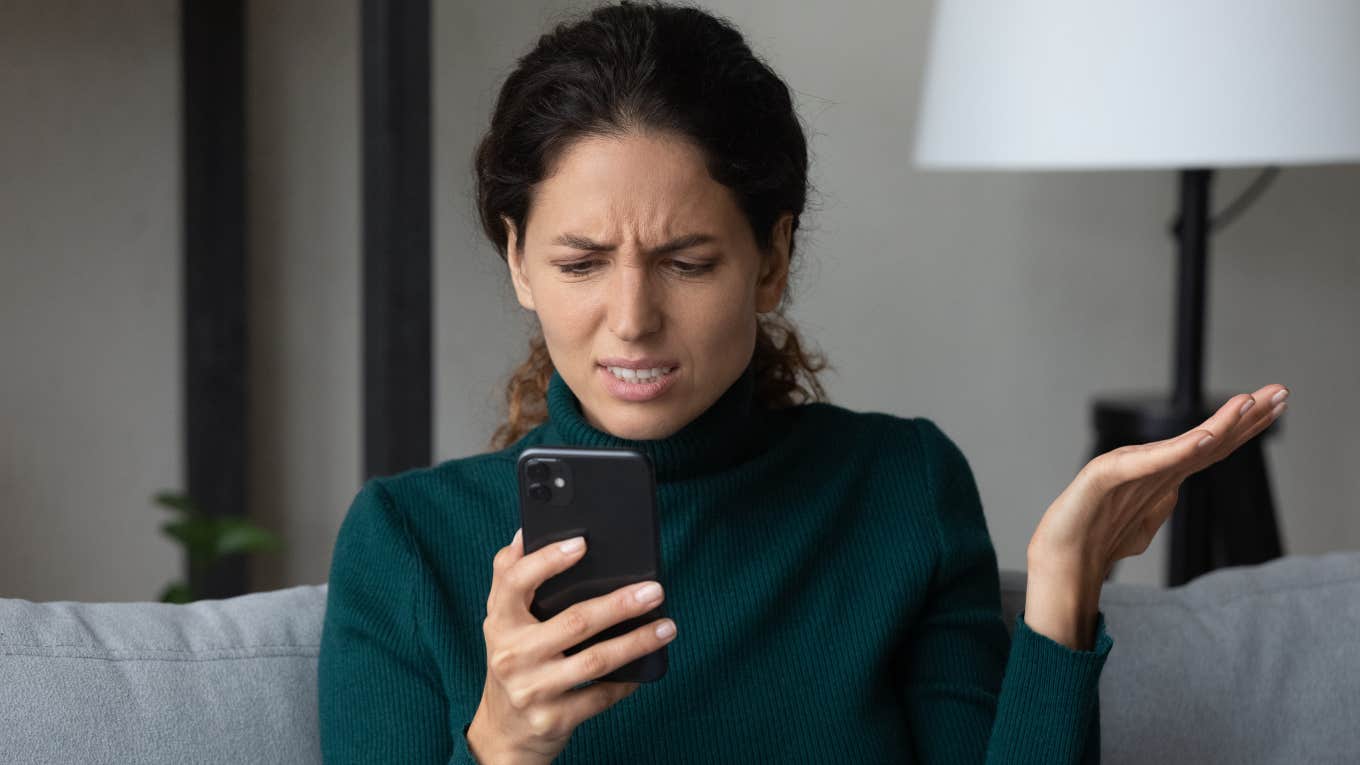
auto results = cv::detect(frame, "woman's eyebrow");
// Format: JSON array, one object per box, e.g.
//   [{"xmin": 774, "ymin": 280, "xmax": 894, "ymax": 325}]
[{"xmin": 551, "ymin": 232, "xmax": 716, "ymax": 256}]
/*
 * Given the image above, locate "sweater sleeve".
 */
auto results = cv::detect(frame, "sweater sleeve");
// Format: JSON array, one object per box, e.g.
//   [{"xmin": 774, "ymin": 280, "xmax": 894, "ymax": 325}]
[
  {"xmin": 898, "ymin": 417, "xmax": 1114, "ymax": 765},
  {"xmin": 318, "ymin": 479, "xmax": 480, "ymax": 765}
]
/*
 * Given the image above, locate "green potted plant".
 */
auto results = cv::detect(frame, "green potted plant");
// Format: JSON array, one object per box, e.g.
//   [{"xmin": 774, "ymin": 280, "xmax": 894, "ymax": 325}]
[{"xmin": 153, "ymin": 491, "xmax": 284, "ymax": 603}]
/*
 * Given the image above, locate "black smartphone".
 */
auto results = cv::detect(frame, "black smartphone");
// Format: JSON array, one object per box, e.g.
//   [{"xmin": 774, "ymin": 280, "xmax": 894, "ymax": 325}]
[{"xmin": 516, "ymin": 445, "xmax": 668, "ymax": 683}]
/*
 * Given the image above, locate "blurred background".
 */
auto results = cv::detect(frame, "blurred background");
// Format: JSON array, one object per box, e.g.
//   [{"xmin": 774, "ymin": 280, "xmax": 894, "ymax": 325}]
[{"xmin": 2, "ymin": 0, "xmax": 1356, "ymax": 603}]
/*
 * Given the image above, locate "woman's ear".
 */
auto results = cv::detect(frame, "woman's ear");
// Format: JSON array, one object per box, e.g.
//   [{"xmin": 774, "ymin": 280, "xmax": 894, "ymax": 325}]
[
  {"xmin": 504, "ymin": 216, "xmax": 536, "ymax": 312},
  {"xmin": 755, "ymin": 213, "xmax": 793, "ymax": 314}
]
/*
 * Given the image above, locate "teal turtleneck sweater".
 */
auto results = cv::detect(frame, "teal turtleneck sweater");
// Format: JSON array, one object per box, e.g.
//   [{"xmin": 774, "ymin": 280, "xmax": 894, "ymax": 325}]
[{"xmin": 318, "ymin": 358, "xmax": 1114, "ymax": 764}]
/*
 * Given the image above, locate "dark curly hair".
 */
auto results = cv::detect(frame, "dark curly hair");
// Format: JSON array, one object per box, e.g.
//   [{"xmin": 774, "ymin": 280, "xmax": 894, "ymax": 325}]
[{"xmin": 474, "ymin": 0, "xmax": 830, "ymax": 450}]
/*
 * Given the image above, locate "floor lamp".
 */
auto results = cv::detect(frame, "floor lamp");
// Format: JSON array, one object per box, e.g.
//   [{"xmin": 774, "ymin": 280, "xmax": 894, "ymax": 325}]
[{"xmin": 912, "ymin": 0, "xmax": 1360, "ymax": 586}]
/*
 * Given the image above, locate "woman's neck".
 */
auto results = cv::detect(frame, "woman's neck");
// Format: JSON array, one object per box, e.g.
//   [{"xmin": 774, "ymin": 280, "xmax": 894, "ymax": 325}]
[{"xmin": 540, "ymin": 357, "xmax": 771, "ymax": 482}]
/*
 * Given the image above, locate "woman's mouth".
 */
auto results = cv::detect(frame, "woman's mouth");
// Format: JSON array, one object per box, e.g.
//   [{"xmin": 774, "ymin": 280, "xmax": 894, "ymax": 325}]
[{"xmin": 597, "ymin": 363, "xmax": 680, "ymax": 402}]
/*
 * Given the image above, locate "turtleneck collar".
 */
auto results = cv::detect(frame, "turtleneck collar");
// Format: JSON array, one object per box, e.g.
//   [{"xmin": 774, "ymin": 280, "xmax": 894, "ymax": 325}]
[{"xmin": 540, "ymin": 356, "xmax": 768, "ymax": 482}]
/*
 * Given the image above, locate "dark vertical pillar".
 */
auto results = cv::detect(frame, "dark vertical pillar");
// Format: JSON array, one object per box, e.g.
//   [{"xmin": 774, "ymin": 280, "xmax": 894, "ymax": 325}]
[
  {"xmin": 1168, "ymin": 168, "xmax": 1214, "ymax": 587},
  {"xmin": 182, "ymin": 0, "xmax": 248, "ymax": 598},
  {"xmin": 361, "ymin": 0, "xmax": 432, "ymax": 479},
  {"xmin": 1170, "ymin": 169, "xmax": 1212, "ymax": 416}
]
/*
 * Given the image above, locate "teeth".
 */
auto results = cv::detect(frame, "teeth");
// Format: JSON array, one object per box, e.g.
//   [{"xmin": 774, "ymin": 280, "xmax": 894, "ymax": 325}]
[{"xmin": 606, "ymin": 366, "xmax": 674, "ymax": 382}]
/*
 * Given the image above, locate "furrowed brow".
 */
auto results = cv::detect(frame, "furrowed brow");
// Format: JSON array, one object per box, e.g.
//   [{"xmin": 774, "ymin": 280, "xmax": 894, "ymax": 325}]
[{"xmin": 551, "ymin": 232, "xmax": 716, "ymax": 256}]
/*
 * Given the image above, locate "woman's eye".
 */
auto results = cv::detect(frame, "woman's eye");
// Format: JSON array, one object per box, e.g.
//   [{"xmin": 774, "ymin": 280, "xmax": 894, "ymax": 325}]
[
  {"xmin": 556, "ymin": 259, "xmax": 714, "ymax": 276},
  {"xmin": 557, "ymin": 260, "xmax": 599, "ymax": 275},
  {"xmin": 670, "ymin": 260, "xmax": 715, "ymax": 275}
]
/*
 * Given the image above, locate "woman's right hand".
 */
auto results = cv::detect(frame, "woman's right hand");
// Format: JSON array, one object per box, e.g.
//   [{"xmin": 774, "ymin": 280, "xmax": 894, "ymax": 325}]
[{"xmin": 466, "ymin": 527, "xmax": 677, "ymax": 765}]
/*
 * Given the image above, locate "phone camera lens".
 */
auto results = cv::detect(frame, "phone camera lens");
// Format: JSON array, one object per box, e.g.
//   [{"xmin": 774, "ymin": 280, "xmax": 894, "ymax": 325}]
[
  {"xmin": 526, "ymin": 461, "xmax": 549, "ymax": 482},
  {"xmin": 528, "ymin": 483, "xmax": 551, "ymax": 502}
]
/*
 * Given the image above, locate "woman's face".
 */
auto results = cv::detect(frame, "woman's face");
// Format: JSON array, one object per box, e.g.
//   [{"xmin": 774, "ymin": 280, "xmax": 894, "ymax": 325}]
[{"xmin": 505, "ymin": 131, "xmax": 791, "ymax": 440}]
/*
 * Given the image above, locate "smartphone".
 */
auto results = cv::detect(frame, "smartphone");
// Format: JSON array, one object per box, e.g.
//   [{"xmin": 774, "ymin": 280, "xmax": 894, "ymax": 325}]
[{"xmin": 516, "ymin": 445, "xmax": 668, "ymax": 683}]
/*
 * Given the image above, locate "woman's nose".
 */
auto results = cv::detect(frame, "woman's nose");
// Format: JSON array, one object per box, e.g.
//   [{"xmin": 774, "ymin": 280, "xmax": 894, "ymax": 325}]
[{"xmin": 608, "ymin": 262, "xmax": 662, "ymax": 340}]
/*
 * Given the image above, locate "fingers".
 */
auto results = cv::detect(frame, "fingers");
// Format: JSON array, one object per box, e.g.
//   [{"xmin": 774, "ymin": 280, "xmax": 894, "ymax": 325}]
[
  {"xmin": 476, "ymin": 529, "xmax": 661, "ymax": 754},
  {"xmin": 1104, "ymin": 384, "xmax": 1288, "ymax": 485},
  {"xmin": 1196, "ymin": 384, "xmax": 1287, "ymax": 439},
  {"xmin": 1192, "ymin": 390, "xmax": 1258, "ymax": 444},
  {"xmin": 1190, "ymin": 384, "xmax": 1288, "ymax": 468},
  {"xmin": 540, "ymin": 613, "xmax": 676, "ymax": 696},
  {"xmin": 490, "ymin": 531, "xmax": 588, "ymax": 623},
  {"xmin": 1088, "ymin": 427, "xmax": 1206, "ymax": 491},
  {"xmin": 1235, "ymin": 401, "xmax": 1284, "ymax": 445},
  {"xmin": 532, "ymin": 579, "xmax": 669, "ymax": 665},
  {"xmin": 491, "ymin": 597, "xmax": 670, "ymax": 721},
  {"xmin": 1104, "ymin": 384, "xmax": 1288, "ymax": 562}
]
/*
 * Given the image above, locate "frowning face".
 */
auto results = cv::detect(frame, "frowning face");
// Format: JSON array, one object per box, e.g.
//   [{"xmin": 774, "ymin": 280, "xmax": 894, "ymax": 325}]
[{"xmin": 505, "ymin": 130, "xmax": 791, "ymax": 440}]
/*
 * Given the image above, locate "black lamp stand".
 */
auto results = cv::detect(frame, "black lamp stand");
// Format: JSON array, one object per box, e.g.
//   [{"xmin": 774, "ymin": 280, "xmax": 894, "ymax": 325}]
[{"xmin": 1092, "ymin": 169, "xmax": 1285, "ymax": 587}]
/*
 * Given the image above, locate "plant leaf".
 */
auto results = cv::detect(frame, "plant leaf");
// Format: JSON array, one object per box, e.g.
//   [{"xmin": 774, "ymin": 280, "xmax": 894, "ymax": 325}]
[
  {"xmin": 161, "ymin": 517, "xmax": 217, "ymax": 561},
  {"xmin": 154, "ymin": 492, "xmax": 199, "ymax": 516},
  {"xmin": 159, "ymin": 581, "xmax": 193, "ymax": 604},
  {"xmin": 214, "ymin": 519, "xmax": 284, "ymax": 556}
]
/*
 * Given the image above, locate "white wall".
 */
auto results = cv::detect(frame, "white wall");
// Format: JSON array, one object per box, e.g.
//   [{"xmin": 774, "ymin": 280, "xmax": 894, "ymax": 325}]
[
  {"xmin": 2, "ymin": 0, "xmax": 1356, "ymax": 601},
  {"xmin": 0, "ymin": 1, "xmax": 182, "ymax": 602}
]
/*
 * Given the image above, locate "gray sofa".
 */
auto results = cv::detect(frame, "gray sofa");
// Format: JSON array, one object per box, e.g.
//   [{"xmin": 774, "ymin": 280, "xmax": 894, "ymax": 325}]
[{"xmin": 3, "ymin": 552, "xmax": 1358, "ymax": 764}]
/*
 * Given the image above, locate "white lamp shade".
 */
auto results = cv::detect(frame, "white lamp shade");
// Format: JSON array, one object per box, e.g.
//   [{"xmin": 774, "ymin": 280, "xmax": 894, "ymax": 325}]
[{"xmin": 913, "ymin": 0, "xmax": 1360, "ymax": 170}]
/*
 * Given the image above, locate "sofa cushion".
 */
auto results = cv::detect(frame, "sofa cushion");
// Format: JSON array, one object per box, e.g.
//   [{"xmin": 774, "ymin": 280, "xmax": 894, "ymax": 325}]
[
  {"xmin": 0, "ymin": 583, "xmax": 328, "ymax": 764},
  {"xmin": 3, "ymin": 552, "xmax": 1358, "ymax": 764},
  {"xmin": 1001, "ymin": 551, "xmax": 1360, "ymax": 764}
]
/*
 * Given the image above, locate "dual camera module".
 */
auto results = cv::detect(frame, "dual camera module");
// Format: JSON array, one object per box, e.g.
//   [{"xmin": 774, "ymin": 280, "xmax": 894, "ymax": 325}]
[{"xmin": 524, "ymin": 458, "xmax": 573, "ymax": 506}]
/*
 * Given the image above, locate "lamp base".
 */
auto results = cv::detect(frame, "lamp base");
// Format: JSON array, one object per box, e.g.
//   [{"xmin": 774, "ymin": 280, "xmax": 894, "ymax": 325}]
[{"xmin": 1090, "ymin": 393, "xmax": 1285, "ymax": 587}]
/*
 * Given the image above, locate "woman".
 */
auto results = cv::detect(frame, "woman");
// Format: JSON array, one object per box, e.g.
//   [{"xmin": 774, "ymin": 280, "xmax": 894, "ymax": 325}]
[{"xmin": 317, "ymin": 3, "xmax": 1289, "ymax": 763}]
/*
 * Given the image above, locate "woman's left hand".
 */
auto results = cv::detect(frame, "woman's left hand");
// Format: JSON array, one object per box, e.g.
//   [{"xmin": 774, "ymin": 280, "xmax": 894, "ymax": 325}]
[{"xmin": 1023, "ymin": 383, "xmax": 1289, "ymax": 648}]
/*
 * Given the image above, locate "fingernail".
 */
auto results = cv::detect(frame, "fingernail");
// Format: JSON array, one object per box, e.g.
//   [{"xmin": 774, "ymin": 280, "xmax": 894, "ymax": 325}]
[
  {"xmin": 1238, "ymin": 398, "xmax": 1255, "ymax": 416},
  {"xmin": 1271, "ymin": 388, "xmax": 1289, "ymax": 405},
  {"xmin": 513, "ymin": 527, "xmax": 522, "ymax": 544},
  {"xmin": 558, "ymin": 536, "xmax": 585, "ymax": 554},
  {"xmin": 634, "ymin": 582, "xmax": 662, "ymax": 603},
  {"xmin": 1197, "ymin": 434, "xmax": 1215, "ymax": 449},
  {"xmin": 655, "ymin": 620, "xmax": 676, "ymax": 639}
]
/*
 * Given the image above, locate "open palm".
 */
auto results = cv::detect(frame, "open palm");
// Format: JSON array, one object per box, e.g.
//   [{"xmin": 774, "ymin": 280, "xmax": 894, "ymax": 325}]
[{"xmin": 1031, "ymin": 383, "xmax": 1290, "ymax": 581}]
